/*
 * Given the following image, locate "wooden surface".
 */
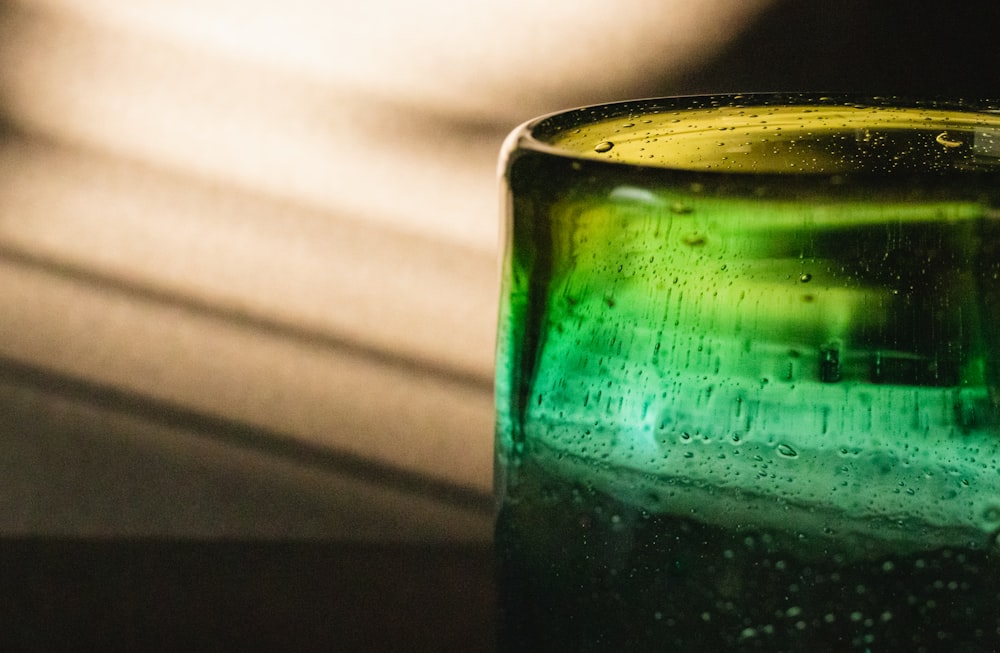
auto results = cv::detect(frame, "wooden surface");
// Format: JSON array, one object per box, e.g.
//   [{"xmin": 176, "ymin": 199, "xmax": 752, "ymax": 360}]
[{"xmin": 0, "ymin": 539, "xmax": 496, "ymax": 652}]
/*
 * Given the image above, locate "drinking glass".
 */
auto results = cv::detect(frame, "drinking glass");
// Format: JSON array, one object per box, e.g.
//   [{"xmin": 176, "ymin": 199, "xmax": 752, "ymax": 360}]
[{"xmin": 494, "ymin": 93, "xmax": 1000, "ymax": 651}]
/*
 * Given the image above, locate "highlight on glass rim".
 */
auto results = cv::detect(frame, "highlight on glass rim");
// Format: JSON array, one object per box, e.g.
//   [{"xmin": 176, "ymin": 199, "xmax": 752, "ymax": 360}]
[{"xmin": 494, "ymin": 93, "xmax": 1000, "ymax": 651}]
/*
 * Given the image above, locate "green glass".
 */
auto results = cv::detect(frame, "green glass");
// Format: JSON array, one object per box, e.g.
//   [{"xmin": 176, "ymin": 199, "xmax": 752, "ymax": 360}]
[{"xmin": 494, "ymin": 94, "xmax": 1000, "ymax": 651}]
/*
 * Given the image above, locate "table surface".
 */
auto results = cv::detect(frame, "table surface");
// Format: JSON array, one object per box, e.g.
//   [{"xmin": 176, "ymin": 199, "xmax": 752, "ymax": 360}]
[{"xmin": 0, "ymin": 539, "xmax": 496, "ymax": 652}]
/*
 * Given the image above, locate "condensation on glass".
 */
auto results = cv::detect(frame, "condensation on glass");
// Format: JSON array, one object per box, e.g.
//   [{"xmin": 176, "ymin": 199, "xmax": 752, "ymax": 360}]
[{"xmin": 495, "ymin": 94, "xmax": 1000, "ymax": 651}]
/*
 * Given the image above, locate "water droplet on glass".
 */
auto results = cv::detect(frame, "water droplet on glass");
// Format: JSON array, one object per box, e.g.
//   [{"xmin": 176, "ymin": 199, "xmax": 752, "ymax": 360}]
[
  {"xmin": 935, "ymin": 132, "xmax": 963, "ymax": 148},
  {"xmin": 799, "ymin": 273, "xmax": 812, "ymax": 283},
  {"xmin": 819, "ymin": 343, "xmax": 841, "ymax": 383},
  {"xmin": 982, "ymin": 505, "xmax": 1000, "ymax": 523},
  {"xmin": 777, "ymin": 443, "xmax": 799, "ymax": 458},
  {"xmin": 594, "ymin": 141, "xmax": 615, "ymax": 153}
]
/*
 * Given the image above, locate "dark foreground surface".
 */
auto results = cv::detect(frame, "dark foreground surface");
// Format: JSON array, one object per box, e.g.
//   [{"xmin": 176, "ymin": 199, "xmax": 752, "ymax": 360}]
[{"xmin": 0, "ymin": 539, "xmax": 496, "ymax": 653}]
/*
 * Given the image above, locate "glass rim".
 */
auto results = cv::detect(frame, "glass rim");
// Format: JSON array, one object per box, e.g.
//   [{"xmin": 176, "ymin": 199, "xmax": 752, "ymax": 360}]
[{"xmin": 503, "ymin": 93, "xmax": 1000, "ymax": 174}]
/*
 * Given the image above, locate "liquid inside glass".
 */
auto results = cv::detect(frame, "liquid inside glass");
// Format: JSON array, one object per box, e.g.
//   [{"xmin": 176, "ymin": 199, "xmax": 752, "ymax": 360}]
[{"xmin": 495, "ymin": 97, "xmax": 1000, "ymax": 652}]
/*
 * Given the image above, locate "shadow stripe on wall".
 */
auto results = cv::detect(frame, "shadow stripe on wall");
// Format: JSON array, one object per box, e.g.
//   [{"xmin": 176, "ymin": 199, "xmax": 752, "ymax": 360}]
[
  {"xmin": 0, "ymin": 352, "xmax": 494, "ymax": 518},
  {"xmin": 0, "ymin": 242, "xmax": 492, "ymax": 395}
]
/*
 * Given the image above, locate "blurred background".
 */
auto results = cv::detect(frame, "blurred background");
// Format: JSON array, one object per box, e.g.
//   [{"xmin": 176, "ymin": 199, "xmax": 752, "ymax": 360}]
[{"xmin": 0, "ymin": 0, "xmax": 998, "ymax": 542}]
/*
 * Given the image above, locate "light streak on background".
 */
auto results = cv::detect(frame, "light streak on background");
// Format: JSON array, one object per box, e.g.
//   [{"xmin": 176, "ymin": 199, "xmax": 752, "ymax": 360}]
[{"xmin": 0, "ymin": 0, "xmax": 770, "ymax": 538}]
